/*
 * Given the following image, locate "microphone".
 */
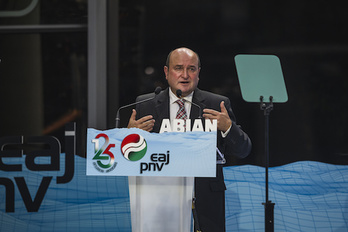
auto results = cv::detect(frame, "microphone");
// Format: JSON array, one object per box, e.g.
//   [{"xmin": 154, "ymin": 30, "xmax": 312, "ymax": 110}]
[
  {"xmin": 176, "ymin": 89, "xmax": 183, "ymax": 98},
  {"xmin": 176, "ymin": 89, "xmax": 202, "ymax": 118},
  {"xmin": 115, "ymin": 86, "xmax": 162, "ymax": 128}
]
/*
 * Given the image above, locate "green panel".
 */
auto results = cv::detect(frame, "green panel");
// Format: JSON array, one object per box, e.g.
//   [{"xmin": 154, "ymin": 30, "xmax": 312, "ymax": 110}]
[{"xmin": 235, "ymin": 54, "xmax": 288, "ymax": 103}]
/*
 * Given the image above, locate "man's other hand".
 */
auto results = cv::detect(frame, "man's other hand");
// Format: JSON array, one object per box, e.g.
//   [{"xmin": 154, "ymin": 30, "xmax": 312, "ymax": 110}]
[{"xmin": 127, "ymin": 109, "xmax": 155, "ymax": 132}]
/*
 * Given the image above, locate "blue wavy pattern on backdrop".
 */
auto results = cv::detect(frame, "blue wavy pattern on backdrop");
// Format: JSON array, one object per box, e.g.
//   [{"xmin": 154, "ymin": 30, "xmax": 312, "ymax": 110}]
[
  {"xmin": 1, "ymin": 155, "xmax": 347, "ymax": 231},
  {"xmin": 224, "ymin": 161, "xmax": 348, "ymax": 232}
]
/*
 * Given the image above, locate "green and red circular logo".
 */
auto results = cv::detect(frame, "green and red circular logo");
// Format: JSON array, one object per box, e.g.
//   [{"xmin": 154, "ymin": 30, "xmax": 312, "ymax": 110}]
[{"xmin": 121, "ymin": 134, "xmax": 147, "ymax": 161}]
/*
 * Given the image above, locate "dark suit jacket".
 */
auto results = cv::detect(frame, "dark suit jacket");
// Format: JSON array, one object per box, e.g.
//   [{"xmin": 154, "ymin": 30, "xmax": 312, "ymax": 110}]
[{"xmin": 135, "ymin": 87, "xmax": 251, "ymax": 232}]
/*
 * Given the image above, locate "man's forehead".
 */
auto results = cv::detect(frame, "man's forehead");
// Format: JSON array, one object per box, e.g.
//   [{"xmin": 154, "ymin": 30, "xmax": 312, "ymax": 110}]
[{"xmin": 170, "ymin": 51, "xmax": 199, "ymax": 66}]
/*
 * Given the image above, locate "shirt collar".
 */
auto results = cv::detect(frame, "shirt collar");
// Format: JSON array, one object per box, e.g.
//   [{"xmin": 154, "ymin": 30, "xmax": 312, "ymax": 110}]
[{"xmin": 169, "ymin": 88, "xmax": 194, "ymax": 104}]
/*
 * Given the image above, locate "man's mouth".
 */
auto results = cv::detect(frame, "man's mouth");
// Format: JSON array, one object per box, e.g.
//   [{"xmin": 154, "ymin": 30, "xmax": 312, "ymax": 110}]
[{"xmin": 179, "ymin": 81, "xmax": 189, "ymax": 84}]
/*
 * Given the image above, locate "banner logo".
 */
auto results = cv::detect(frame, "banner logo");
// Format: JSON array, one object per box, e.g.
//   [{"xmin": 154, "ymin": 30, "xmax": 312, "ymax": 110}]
[
  {"xmin": 92, "ymin": 133, "xmax": 116, "ymax": 172},
  {"xmin": 121, "ymin": 134, "xmax": 147, "ymax": 161},
  {"xmin": 0, "ymin": 122, "xmax": 76, "ymax": 212}
]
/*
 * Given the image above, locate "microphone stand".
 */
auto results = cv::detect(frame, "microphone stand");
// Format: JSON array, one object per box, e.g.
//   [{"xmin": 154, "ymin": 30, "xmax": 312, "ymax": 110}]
[
  {"xmin": 115, "ymin": 87, "xmax": 161, "ymax": 128},
  {"xmin": 260, "ymin": 96, "xmax": 275, "ymax": 232},
  {"xmin": 115, "ymin": 97, "xmax": 152, "ymax": 128}
]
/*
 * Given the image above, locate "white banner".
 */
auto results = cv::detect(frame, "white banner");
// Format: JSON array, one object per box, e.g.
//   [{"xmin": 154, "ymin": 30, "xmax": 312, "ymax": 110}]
[{"xmin": 86, "ymin": 128, "xmax": 217, "ymax": 177}]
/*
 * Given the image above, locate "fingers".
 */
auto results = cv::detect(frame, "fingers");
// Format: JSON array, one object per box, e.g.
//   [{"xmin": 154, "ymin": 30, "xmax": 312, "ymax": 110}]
[
  {"xmin": 130, "ymin": 109, "xmax": 137, "ymax": 120},
  {"xmin": 127, "ymin": 110, "xmax": 155, "ymax": 132},
  {"xmin": 142, "ymin": 122, "xmax": 155, "ymax": 132},
  {"xmin": 203, "ymin": 107, "xmax": 220, "ymax": 119},
  {"xmin": 127, "ymin": 109, "xmax": 137, "ymax": 128},
  {"xmin": 137, "ymin": 115, "xmax": 153, "ymax": 124},
  {"xmin": 202, "ymin": 101, "xmax": 227, "ymax": 117},
  {"xmin": 220, "ymin": 101, "xmax": 227, "ymax": 113},
  {"xmin": 138, "ymin": 116, "xmax": 155, "ymax": 132},
  {"xmin": 202, "ymin": 101, "xmax": 232, "ymax": 132}
]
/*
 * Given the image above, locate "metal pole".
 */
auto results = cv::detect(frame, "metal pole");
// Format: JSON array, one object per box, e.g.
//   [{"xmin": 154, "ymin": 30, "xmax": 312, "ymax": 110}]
[{"xmin": 261, "ymin": 96, "xmax": 275, "ymax": 232}]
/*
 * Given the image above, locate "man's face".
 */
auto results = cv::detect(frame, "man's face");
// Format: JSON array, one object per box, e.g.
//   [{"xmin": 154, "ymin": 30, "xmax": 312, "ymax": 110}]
[{"xmin": 164, "ymin": 48, "xmax": 200, "ymax": 97}]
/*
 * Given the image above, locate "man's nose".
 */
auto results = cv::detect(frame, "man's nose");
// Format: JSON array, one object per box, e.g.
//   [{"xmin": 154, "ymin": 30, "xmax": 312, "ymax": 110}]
[{"xmin": 182, "ymin": 68, "xmax": 189, "ymax": 78}]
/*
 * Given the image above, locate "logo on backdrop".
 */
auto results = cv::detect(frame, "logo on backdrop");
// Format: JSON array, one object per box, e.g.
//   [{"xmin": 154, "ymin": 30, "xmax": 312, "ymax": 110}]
[
  {"xmin": 92, "ymin": 133, "xmax": 117, "ymax": 173},
  {"xmin": 0, "ymin": 123, "xmax": 76, "ymax": 213},
  {"xmin": 121, "ymin": 134, "xmax": 147, "ymax": 161}
]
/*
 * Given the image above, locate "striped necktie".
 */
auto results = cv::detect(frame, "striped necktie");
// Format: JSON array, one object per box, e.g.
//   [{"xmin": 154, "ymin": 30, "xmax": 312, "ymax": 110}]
[{"xmin": 175, "ymin": 99, "xmax": 187, "ymax": 120}]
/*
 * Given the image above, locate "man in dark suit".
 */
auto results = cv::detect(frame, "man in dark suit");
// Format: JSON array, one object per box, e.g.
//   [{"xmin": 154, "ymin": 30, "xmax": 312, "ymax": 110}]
[{"xmin": 127, "ymin": 47, "xmax": 251, "ymax": 232}]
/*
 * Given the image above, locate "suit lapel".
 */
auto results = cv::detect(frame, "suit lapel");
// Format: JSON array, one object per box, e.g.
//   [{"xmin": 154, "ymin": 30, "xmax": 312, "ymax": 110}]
[
  {"xmin": 153, "ymin": 88, "xmax": 169, "ymax": 132},
  {"xmin": 191, "ymin": 88, "xmax": 206, "ymax": 119}
]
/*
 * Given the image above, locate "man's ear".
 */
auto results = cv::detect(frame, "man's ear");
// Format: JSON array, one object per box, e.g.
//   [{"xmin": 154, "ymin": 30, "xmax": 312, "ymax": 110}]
[{"xmin": 164, "ymin": 66, "xmax": 169, "ymax": 80}]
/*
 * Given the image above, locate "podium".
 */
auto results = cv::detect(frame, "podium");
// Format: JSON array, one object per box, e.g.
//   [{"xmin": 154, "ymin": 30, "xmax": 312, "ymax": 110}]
[
  {"xmin": 86, "ymin": 127, "xmax": 217, "ymax": 231},
  {"xmin": 128, "ymin": 176, "xmax": 194, "ymax": 231}
]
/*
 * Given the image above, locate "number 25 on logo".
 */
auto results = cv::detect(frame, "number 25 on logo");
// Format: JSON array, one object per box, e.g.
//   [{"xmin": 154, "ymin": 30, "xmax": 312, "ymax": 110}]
[{"xmin": 92, "ymin": 133, "xmax": 115, "ymax": 169}]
